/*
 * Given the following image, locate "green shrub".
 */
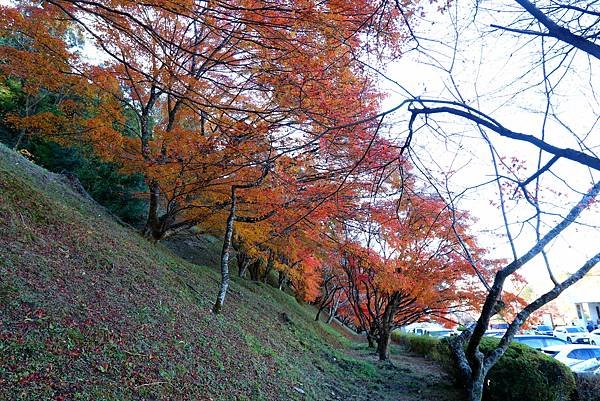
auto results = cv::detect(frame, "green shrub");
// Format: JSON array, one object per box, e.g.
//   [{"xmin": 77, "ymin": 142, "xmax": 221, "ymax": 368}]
[
  {"xmin": 574, "ymin": 374, "xmax": 600, "ymax": 401},
  {"xmin": 392, "ymin": 331, "xmax": 439, "ymax": 355},
  {"xmin": 391, "ymin": 332, "xmax": 576, "ymax": 401},
  {"xmin": 479, "ymin": 337, "xmax": 575, "ymax": 401}
]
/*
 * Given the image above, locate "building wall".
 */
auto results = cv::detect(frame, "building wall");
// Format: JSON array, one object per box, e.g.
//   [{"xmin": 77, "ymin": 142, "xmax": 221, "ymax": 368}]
[
  {"xmin": 590, "ymin": 302, "xmax": 600, "ymax": 324},
  {"xmin": 575, "ymin": 302, "xmax": 600, "ymax": 328}
]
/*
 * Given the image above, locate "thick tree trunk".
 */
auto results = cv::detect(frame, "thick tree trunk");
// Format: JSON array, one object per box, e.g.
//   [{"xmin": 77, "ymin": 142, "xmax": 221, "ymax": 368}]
[
  {"xmin": 213, "ymin": 189, "xmax": 236, "ymax": 314},
  {"xmin": 466, "ymin": 375, "xmax": 485, "ymax": 401},
  {"xmin": 377, "ymin": 329, "xmax": 390, "ymax": 360},
  {"xmin": 140, "ymin": 87, "xmax": 163, "ymax": 241},
  {"xmin": 144, "ymin": 179, "xmax": 162, "ymax": 240},
  {"xmin": 449, "ymin": 332, "xmax": 487, "ymax": 401}
]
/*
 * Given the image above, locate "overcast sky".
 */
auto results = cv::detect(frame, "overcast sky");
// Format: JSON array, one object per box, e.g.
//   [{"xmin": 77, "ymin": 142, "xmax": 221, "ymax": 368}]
[{"xmin": 378, "ymin": 0, "xmax": 600, "ymax": 297}]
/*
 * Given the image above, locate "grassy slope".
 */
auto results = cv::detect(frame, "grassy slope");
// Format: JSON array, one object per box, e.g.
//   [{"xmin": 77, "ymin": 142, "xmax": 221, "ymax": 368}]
[{"xmin": 0, "ymin": 144, "xmax": 461, "ymax": 401}]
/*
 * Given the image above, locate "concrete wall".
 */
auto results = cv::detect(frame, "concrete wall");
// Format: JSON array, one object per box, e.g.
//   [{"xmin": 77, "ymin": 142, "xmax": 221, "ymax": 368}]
[{"xmin": 574, "ymin": 302, "xmax": 600, "ymax": 328}]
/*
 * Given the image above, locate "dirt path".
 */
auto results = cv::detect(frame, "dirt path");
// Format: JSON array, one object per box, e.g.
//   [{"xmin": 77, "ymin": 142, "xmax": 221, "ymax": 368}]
[{"xmin": 340, "ymin": 343, "xmax": 465, "ymax": 401}]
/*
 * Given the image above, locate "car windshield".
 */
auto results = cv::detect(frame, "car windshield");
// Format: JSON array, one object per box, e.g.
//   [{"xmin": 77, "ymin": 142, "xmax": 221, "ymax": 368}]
[
  {"xmin": 566, "ymin": 327, "xmax": 584, "ymax": 333},
  {"xmin": 537, "ymin": 325, "xmax": 552, "ymax": 331}
]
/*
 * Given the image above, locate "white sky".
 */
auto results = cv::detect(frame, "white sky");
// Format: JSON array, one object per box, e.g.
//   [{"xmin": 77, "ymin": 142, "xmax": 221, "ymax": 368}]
[{"xmin": 378, "ymin": 0, "xmax": 600, "ymax": 298}]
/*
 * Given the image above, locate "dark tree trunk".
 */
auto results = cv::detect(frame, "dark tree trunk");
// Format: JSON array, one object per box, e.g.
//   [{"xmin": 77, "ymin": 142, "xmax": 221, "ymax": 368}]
[
  {"xmin": 366, "ymin": 327, "xmax": 376, "ymax": 348},
  {"xmin": 248, "ymin": 259, "xmax": 261, "ymax": 281},
  {"xmin": 315, "ymin": 304, "xmax": 328, "ymax": 321},
  {"xmin": 13, "ymin": 95, "xmax": 29, "ymax": 150},
  {"xmin": 238, "ymin": 259, "xmax": 249, "ymax": 278},
  {"xmin": 377, "ymin": 328, "xmax": 390, "ymax": 361},
  {"xmin": 237, "ymin": 249, "xmax": 250, "ymax": 278},
  {"xmin": 140, "ymin": 86, "xmax": 165, "ymax": 241},
  {"xmin": 315, "ymin": 290, "xmax": 333, "ymax": 322},
  {"xmin": 144, "ymin": 179, "xmax": 162, "ymax": 240}
]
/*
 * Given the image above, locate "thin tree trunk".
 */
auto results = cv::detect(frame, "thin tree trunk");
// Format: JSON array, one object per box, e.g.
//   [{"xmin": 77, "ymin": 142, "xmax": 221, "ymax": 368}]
[
  {"xmin": 213, "ymin": 188, "xmax": 236, "ymax": 314},
  {"xmin": 13, "ymin": 128, "xmax": 26, "ymax": 150},
  {"xmin": 236, "ymin": 244, "xmax": 250, "ymax": 278},
  {"xmin": 248, "ymin": 259, "xmax": 261, "ymax": 281},
  {"xmin": 238, "ymin": 259, "xmax": 250, "ymax": 278},
  {"xmin": 212, "ymin": 164, "xmax": 270, "ymax": 313},
  {"xmin": 315, "ymin": 304, "xmax": 328, "ymax": 321},
  {"xmin": 13, "ymin": 96, "xmax": 29, "ymax": 150},
  {"xmin": 327, "ymin": 294, "xmax": 340, "ymax": 324}
]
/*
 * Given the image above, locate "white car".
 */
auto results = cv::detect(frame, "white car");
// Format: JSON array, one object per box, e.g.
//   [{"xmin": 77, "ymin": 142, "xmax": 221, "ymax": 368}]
[
  {"xmin": 553, "ymin": 326, "xmax": 591, "ymax": 344},
  {"xmin": 590, "ymin": 328, "xmax": 600, "ymax": 345},
  {"xmin": 542, "ymin": 344, "xmax": 600, "ymax": 369}
]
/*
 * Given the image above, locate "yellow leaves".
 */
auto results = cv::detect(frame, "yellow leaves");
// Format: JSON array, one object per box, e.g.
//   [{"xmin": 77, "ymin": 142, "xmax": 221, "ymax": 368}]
[{"xmin": 18, "ymin": 148, "xmax": 35, "ymax": 160}]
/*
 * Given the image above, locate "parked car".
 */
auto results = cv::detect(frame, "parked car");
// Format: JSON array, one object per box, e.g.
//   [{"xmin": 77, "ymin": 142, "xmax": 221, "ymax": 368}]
[
  {"xmin": 590, "ymin": 328, "xmax": 600, "ymax": 345},
  {"xmin": 512, "ymin": 335, "xmax": 567, "ymax": 350},
  {"xmin": 534, "ymin": 324, "xmax": 554, "ymax": 336},
  {"xmin": 427, "ymin": 329, "xmax": 457, "ymax": 338},
  {"xmin": 541, "ymin": 344, "xmax": 600, "ymax": 369},
  {"xmin": 484, "ymin": 330, "xmax": 506, "ymax": 337},
  {"xmin": 408, "ymin": 327, "xmax": 456, "ymax": 337},
  {"xmin": 490, "ymin": 322, "xmax": 509, "ymax": 330},
  {"xmin": 553, "ymin": 326, "xmax": 591, "ymax": 344},
  {"xmin": 570, "ymin": 357, "xmax": 600, "ymax": 375}
]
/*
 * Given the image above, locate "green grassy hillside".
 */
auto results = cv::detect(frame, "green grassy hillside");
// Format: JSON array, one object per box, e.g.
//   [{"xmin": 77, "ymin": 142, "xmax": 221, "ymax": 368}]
[{"xmin": 0, "ymin": 144, "xmax": 461, "ymax": 401}]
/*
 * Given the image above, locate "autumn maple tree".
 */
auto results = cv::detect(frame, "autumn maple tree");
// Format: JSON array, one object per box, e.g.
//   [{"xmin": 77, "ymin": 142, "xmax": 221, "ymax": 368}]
[
  {"xmin": 2, "ymin": 0, "xmax": 471, "ymax": 324},
  {"xmin": 326, "ymin": 184, "xmax": 489, "ymax": 360},
  {"xmin": 22, "ymin": 0, "xmax": 407, "ymax": 244},
  {"xmin": 0, "ymin": 4, "xmax": 120, "ymax": 151}
]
